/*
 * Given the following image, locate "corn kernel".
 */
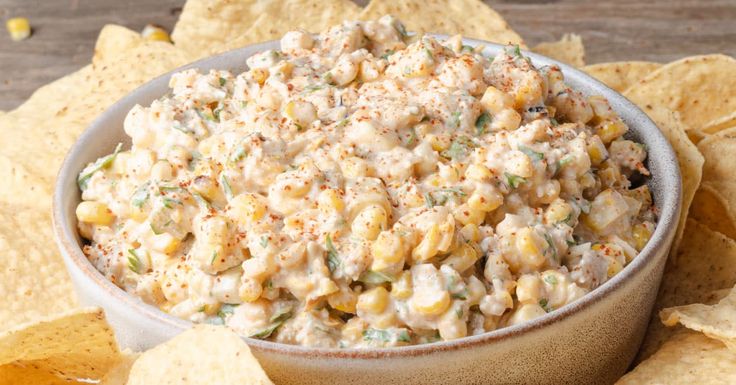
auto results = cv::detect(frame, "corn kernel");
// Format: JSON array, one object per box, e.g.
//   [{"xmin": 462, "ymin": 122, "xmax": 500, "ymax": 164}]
[
  {"xmin": 426, "ymin": 134, "xmax": 451, "ymax": 151},
  {"xmin": 318, "ymin": 188, "xmax": 345, "ymax": 213},
  {"xmin": 468, "ymin": 185, "xmax": 503, "ymax": 212},
  {"xmin": 352, "ymin": 205, "xmax": 388, "ymax": 241},
  {"xmin": 372, "ymin": 231, "xmax": 405, "ymax": 267},
  {"xmin": 466, "ymin": 276, "xmax": 487, "ymax": 305},
  {"xmin": 391, "ymin": 271, "xmax": 413, "ymax": 300},
  {"xmin": 76, "ymin": 201, "xmax": 115, "ymax": 226},
  {"xmin": 242, "ymin": 256, "xmax": 276, "ymax": 280},
  {"xmin": 239, "ymin": 278, "xmax": 263, "ymax": 302},
  {"xmin": 607, "ymin": 257, "xmax": 623, "ymax": 278},
  {"xmin": 515, "ymin": 227, "xmax": 546, "ymax": 270},
  {"xmin": 250, "ymin": 68, "xmax": 269, "ymax": 85},
  {"xmin": 587, "ymin": 136, "xmax": 608, "ymax": 166},
  {"xmin": 596, "ymin": 119, "xmax": 628, "ymax": 144},
  {"xmin": 357, "ymin": 286, "xmax": 390, "ymax": 314},
  {"xmin": 341, "ymin": 156, "xmax": 370, "ymax": 179},
  {"xmin": 328, "ymin": 287, "xmax": 358, "ymax": 313},
  {"xmin": 508, "ymin": 303, "xmax": 547, "ymax": 326},
  {"xmin": 460, "ymin": 224, "xmax": 480, "ymax": 243},
  {"xmin": 6, "ymin": 17, "xmax": 31, "ymax": 41},
  {"xmin": 317, "ymin": 278, "xmax": 340, "ymax": 296},
  {"xmin": 141, "ymin": 24, "xmax": 171, "ymax": 42},
  {"xmin": 229, "ymin": 193, "xmax": 266, "ymax": 224},
  {"xmin": 412, "ymin": 290, "xmax": 451, "ymax": 316},
  {"xmin": 465, "ymin": 163, "xmax": 492, "ymax": 181},
  {"xmin": 412, "ymin": 224, "xmax": 441, "ymax": 261},
  {"xmin": 442, "ymin": 244, "xmax": 478, "ymax": 273},
  {"xmin": 480, "ymin": 86, "xmax": 513, "ymax": 114},
  {"xmin": 453, "ymin": 204, "xmax": 485, "ymax": 226},
  {"xmin": 151, "ymin": 233, "xmax": 180, "ymax": 254},
  {"xmin": 632, "ymin": 223, "xmax": 653, "ymax": 251},
  {"xmin": 544, "ymin": 199, "xmax": 573, "ymax": 224},
  {"xmin": 516, "ymin": 274, "xmax": 542, "ymax": 304}
]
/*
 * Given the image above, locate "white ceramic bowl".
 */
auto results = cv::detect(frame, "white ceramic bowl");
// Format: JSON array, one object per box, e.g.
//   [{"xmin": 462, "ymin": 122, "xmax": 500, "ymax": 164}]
[{"xmin": 53, "ymin": 37, "xmax": 681, "ymax": 385}]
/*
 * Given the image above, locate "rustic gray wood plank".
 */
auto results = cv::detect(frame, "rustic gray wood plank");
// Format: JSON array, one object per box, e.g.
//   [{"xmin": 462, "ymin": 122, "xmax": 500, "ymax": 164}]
[{"xmin": 1, "ymin": 0, "xmax": 734, "ymax": 110}]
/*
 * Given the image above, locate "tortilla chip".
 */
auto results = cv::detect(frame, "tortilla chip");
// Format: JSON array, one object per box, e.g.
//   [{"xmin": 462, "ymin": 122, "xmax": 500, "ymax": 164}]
[
  {"xmin": 699, "ymin": 111, "xmax": 736, "ymax": 136},
  {"xmin": 126, "ymin": 325, "xmax": 273, "ymax": 385},
  {"xmin": 532, "ymin": 34, "xmax": 585, "ymax": 67},
  {"xmin": 0, "ymin": 307, "xmax": 120, "ymax": 381},
  {"xmin": 689, "ymin": 183, "xmax": 736, "ymax": 240},
  {"xmin": 617, "ymin": 331, "xmax": 736, "ymax": 384},
  {"xmin": 661, "ymin": 286, "xmax": 736, "ymax": 352},
  {"xmin": 698, "ymin": 134, "xmax": 736, "ymax": 184},
  {"xmin": 359, "ymin": 0, "xmax": 525, "ymax": 47},
  {"xmin": 100, "ymin": 351, "xmax": 139, "ymax": 385},
  {"xmin": 0, "ymin": 363, "xmax": 84, "ymax": 385},
  {"xmin": 217, "ymin": 0, "xmax": 362, "ymax": 52},
  {"xmin": 623, "ymin": 54, "xmax": 736, "ymax": 132},
  {"xmin": 637, "ymin": 219, "xmax": 736, "ymax": 361},
  {"xmin": 640, "ymin": 106, "xmax": 703, "ymax": 254},
  {"xmin": 583, "ymin": 61, "xmax": 661, "ymax": 93}
]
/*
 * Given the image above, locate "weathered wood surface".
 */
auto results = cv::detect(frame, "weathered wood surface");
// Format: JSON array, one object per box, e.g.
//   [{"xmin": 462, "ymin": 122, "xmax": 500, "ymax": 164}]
[{"xmin": 1, "ymin": 0, "xmax": 734, "ymax": 110}]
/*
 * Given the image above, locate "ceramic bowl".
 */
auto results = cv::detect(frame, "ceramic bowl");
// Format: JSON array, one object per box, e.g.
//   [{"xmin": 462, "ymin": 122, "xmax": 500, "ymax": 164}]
[{"xmin": 53, "ymin": 37, "xmax": 681, "ymax": 385}]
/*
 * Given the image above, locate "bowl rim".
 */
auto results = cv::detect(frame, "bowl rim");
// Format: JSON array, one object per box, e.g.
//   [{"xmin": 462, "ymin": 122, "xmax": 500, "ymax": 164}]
[{"xmin": 52, "ymin": 35, "xmax": 682, "ymax": 359}]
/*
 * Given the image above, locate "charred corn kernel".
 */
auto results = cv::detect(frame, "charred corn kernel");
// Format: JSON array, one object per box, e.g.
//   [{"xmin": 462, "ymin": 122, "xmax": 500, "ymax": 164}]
[
  {"xmin": 391, "ymin": 271, "xmax": 413, "ymax": 299},
  {"xmin": 516, "ymin": 274, "xmax": 542, "ymax": 304},
  {"xmin": 141, "ymin": 24, "xmax": 171, "ymax": 42},
  {"xmin": 544, "ymin": 199, "xmax": 573, "ymax": 224},
  {"xmin": 465, "ymin": 163, "xmax": 492, "ymax": 181},
  {"xmin": 341, "ymin": 156, "xmax": 369, "ymax": 178},
  {"xmin": 586, "ymin": 136, "xmax": 608, "ymax": 166},
  {"xmin": 508, "ymin": 303, "xmax": 547, "ymax": 326},
  {"xmin": 372, "ymin": 231, "xmax": 405, "ymax": 266},
  {"xmin": 151, "ymin": 233, "xmax": 180, "ymax": 254},
  {"xmin": 596, "ymin": 119, "xmax": 628, "ymax": 144},
  {"xmin": 460, "ymin": 224, "xmax": 480, "ymax": 243},
  {"xmin": 412, "ymin": 290, "xmax": 451, "ymax": 316},
  {"xmin": 480, "ymin": 86, "xmax": 513, "ymax": 114},
  {"xmin": 229, "ymin": 193, "xmax": 266, "ymax": 223},
  {"xmin": 76, "ymin": 201, "xmax": 115, "ymax": 226},
  {"xmin": 515, "ymin": 227, "xmax": 546, "ymax": 269},
  {"xmin": 6, "ymin": 17, "xmax": 31, "ymax": 41},
  {"xmin": 317, "ymin": 278, "xmax": 340, "ymax": 296},
  {"xmin": 318, "ymin": 188, "xmax": 345, "ymax": 213},
  {"xmin": 352, "ymin": 205, "xmax": 387, "ymax": 241},
  {"xmin": 453, "ymin": 204, "xmax": 485, "ymax": 226},
  {"xmin": 250, "ymin": 68, "xmax": 269, "ymax": 85},
  {"xmin": 443, "ymin": 243, "xmax": 478, "ymax": 273},
  {"xmin": 357, "ymin": 286, "xmax": 390, "ymax": 314},
  {"xmin": 468, "ymin": 185, "xmax": 503, "ymax": 212},
  {"xmin": 239, "ymin": 278, "xmax": 263, "ymax": 302},
  {"xmin": 328, "ymin": 287, "xmax": 358, "ymax": 313},
  {"xmin": 412, "ymin": 224, "xmax": 441, "ymax": 261},
  {"xmin": 632, "ymin": 223, "xmax": 653, "ymax": 251}
]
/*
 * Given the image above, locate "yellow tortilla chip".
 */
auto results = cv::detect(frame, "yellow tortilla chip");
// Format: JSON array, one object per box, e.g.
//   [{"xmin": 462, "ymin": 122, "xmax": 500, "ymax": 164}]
[
  {"xmin": 618, "ymin": 331, "xmax": 736, "ymax": 384},
  {"xmin": 0, "ymin": 307, "xmax": 120, "ymax": 381},
  {"xmin": 126, "ymin": 325, "xmax": 273, "ymax": 385},
  {"xmin": 637, "ymin": 219, "xmax": 736, "ymax": 361},
  {"xmin": 639, "ymin": 106, "xmax": 703, "ymax": 254},
  {"xmin": 217, "ymin": 0, "xmax": 362, "ymax": 52},
  {"xmin": 698, "ymin": 134, "xmax": 736, "ymax": 184},
  {"xmin": 359, "ymin": 0, "xmax": 525, "ymax": 46},
  {"xmin": 661, "ymin": 285, "xmax": 736, "ymax": 352},
  {"xmin": 0, "ymin": 363, "xmax": 84, "ymax": 385},
  {"xmin": 689, "ymin": 183, "xmax": 736, "ymax": 240},
  {"xmin": 623, "ymin": 54, "xmax": 736, "ymax": 132},
  {"xmin": 699, "ymin": 111, "xmax": 736, "ymax": 136},
  {"xmin": 532, "ymin": 34, "xmax": 585, "ymax": 67},
  {"xmin": 100, "ymin": 351, "xmax": 139, "ymax": 385},
  {"xmin": 583, "ymin": 61, "xmax": 661, "ymax": 93}
]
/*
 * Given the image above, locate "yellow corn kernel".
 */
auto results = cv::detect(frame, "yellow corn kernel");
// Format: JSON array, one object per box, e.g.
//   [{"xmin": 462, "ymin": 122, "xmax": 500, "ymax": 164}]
[
  {"xmin": 607, "ymin": 257, "xmax": 623, "ymax": 278},
  {"xmin": 514, "ymin": 81, "xmax": 543, "ymax": 110},
  {"xmin": 352, "ymin": 205, "xmax": 388, "ymax": 241},
  {"xmin": 200, "ymin": 303, "xmax": 220, "ymax": 316},
  {"xmin": 356, "ymin": 286, "xmax": 390, "ymax": 314},
  {"xmin": 76, "ymin": 201, "xmax": 115, "ymax": 226},
  {"xmin": 480, "ymin": 86, "xmax": 513, "ymax": 114},
  {"xmin": 317, "ymin": 278, "xmax": 340, "ymax": 296},
  {"xmin": 412, "ymin": 224, "xmax": 441, "ymax": 262},
  {"xmin": 239, "ymin": 278, "xmax": 263, "ymax": 302},
  {"xmin": 6, "ymin": 17, "xmax": 31, "ymax": 41},
  {"xmin": 191, "ymin": 176, "xmax": 220, "ymax": 202},
  {"xmin": 250, "ymin": 68, "xmax": 269, "ymax": 85},
  {"xmin": 341, "ymin": 156, "xmax": 370, "ymax": 179},
  {"xmin": 596, "ymin": 119, "xmax": 628, "ymax": 144},
  {"xmin": 229, "ymin": 193, "xmax": 266, "ymax": 224},
  {"xmin": 508, "ymin": 303, "xmax": 547, "ymax": 326},
  {"xmin": 516, "ymin": 274, "xmax": 542, "ymax": 304},
  {"xmin": 328, "ymin": 287, "xmax": 358, "ymax": 313},
  {"xmin": 453, "ymin": 204, "xmax": 485, "ymax": 226},
  {"xmin": 632, "ymin": 223, "xmax": 653, "ymax": 251},
  {"xmin": 515, "ymin": 227, "xmax": 546, "ymax": 269},
  {"xmin": 151, "ymin": 233, "xmax": 180, "ymax": 254},
  {"xmin": 582, "ymin": 189, "xmax": 629, "ymax": 234},
  {"xmin": 588, "ymin": 95, "xmax": 615, "ymax": 124},
  {"xmin": 372, "ymin": 231, "xmax": 405, "ymax": 267},
  {"xmin": 587, "ymin": 137, "xmax": 608, "ymax": 166},
  {"xmin": 242, "ymin": 256, "xmax": 276, "ymax": 280},
  {"xmin": 426, "ymin": 134, "xmax": 451, "ymax": 152},
  {"xmin": 437, "ymin": 217, "xmax": 455, "ymax": 253},
  {"xmin": 466, "ymin": 276, "xmax": 487, "ymax": 305},
  {"xmin": 465, "ymin": 163, "xmax": 492, "ymax": 181},
  {"xmin": 544, "ymin": 199, "xmax": 573, "ymax": 224},
  {"xmin": 318, "ymin": 188, "xmax": 345, "ymax": 213},
  {"xmin": 412, "ymin": 290, "xmax": 451, "ymax": 316},
  {"xmin": 141, "ymin": 24, "xmax": 171, "ymax": 42},
  {"xmin": 443, "ymin": 244, "xmax": 478, "ymax": 273},
  {"xmin": 468, "ymin": 186, "xmax": 503, "ymax": 212},
  {"xmin": 460, "ymin": 224, "xmax": 480, "ymax": 243},
  {"xmin": 391, "ymin": 271, "xmax": 413, "ymax": 300},
  {"xmin": 112, "ymin": 152, "xmax": 130, "ymax": 175}
]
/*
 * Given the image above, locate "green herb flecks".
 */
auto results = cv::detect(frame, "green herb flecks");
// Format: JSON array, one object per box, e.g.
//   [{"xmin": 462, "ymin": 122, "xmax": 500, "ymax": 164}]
[
  {"xmin": 451, "ymin": 290, "xmax": 468, "ymax": 300},
  {"xmin": 450, "ymin": 111, "xmax": 462, "ymax": 128},
  {"xmin": 77, "ymin": 142, "xmax": 123, "ymax": 190},
  {"xmin": 229, "ymin": 145, "xmax": 247, "ymax": 164},
  {"xmin": 461, "ymin": 44, "xmax": 475, "ymax": 53},
  {"xmin": 325, "ymin": 234, "xmax": 340, "ymax": 273},
  {"xmin": 395, "ymin": 22, "xmax": 409, "ymax": 38},
  {"xmin": 405, "ymin": 127, "xmax": 417, "ymax": 146},
  {"xmin": 424, "ymin": 48, "xmax": 434, "ymax": 62},
  {"xmin": 219, "ymin": 77, "xmax": 227, "ymax": 86},
  {"xmin": 544, "ymin": 274, "xmax": 558, "ymax": 285},
  {"xmin": 539, "ymin": 298, "xmax": 552, "ymax": 313},
  {"xmin": 475, "ymin": 113, "xmax": 491, "ymax": 136},
  {"xmin": 504, "ymin": 172, "xmax": 527, "ymax": 189},
  {"xmin": 544, "ymin": 233, "xmax": 558, "ymax": 263},
  {"xmin": 217, "ymin": 304, "xmax": 238, "ymax": 319},
  {"xmin": 127, "ymin": 248, "xmax": 144, "ymax": 274},
  {"xmin": 192, "ymin": 192, "xmax": 212, "ymax": 211},
  {"xmin": 423, "ymin": 192, "xmax": 436, "ymax": 208},
  {"xmin": 210, "ymin": 251, "xmax": 218, "ymax": 265},
  {"xmin": 455, "ymin": 307, "xmax": 464, "ymax": 319},
  {"xmin": 303, "ymin": 84, "xmax": 324, "ymax": 93},
  {"xmin": 161, "ymin": 197, "xmax": 182, "ymax": 209},
  {"xmin": 131, "ymin": 182, "xmax": 151, "ymax": 209},
  {"xmin": 441, "ymin": 136, "xmax": 475, "ymax": 160},
  {"xmin": 260, "ymin": 235, "xmax": 269, "ymax": 249},
  {"xmin": 380, "ymin": 50, "xmax": 395, "ymax": 60},
  {"xmin": 358, "ymin": 270, "xmax": 395, "ymax": 284},
  {"xmin": 363, "ymin": 328, "xmax": 411, "ymax": 343},
  {"xmin": 219, "ymin": 173, "xmax": 233, "ymax": 200},
  {"xmin": 249, "ymin": 309, "xmax": 292, "ymax": 339},
  {"xmin": 518, "ymin": 145, "xmax": 544, "ymax": 162}
]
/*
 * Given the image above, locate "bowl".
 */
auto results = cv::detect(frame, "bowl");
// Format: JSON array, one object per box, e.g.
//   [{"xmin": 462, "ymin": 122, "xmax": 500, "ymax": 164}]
[{"xmin": 53, "ymin": 36, "xmax": 681, "ymax": 385}]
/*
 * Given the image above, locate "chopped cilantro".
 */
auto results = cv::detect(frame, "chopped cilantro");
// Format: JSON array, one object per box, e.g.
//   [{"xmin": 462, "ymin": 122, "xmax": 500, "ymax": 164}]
[
  {"xmin": 504, "ymin": 172, "xmax": 527, "ymax": 189},
  {"xmin": 461, "ymin": 44, "xmax": 475, "ymax": 53},
  {"xmin": 217, "ymin": 304, "xmax": 238, "ymax": 319},
  {"xmin": 219, "ymin": 173, "xmax": 233, "ymax": 200},
  {"xmin": 363, "ymin": 328, "xmax": 409, "ymax": 343},
  {"xmin": 423, "ymin": 192, "xmax": 436, "ymax": 208},
  {"xmin": 219, "ymin": 77, "xmax": 227, "ymax": 86},
  {"xmin": 358, "ymin": 270, "xmax": 395, "ymax": 284},
  {"xmin": 131, "ymin": 182, "xmax": 151, "ymax": 209},
  {"xmin": 539, "ymin": 298, "xmax": 552, "ymax": 312},
  {"xmin": 475, "ymin": 113, "xmax": 491, "ymax": 135},
  {"xmin": 518, "ymin": 145, "xmax": 544, "ymax": 161},
  {"xmin": 544, "ymin": 233, "xmax": 558, "ymax": 262},
  {"xmin": 380, "ymin": 50, "xmax": 395, "ymax": 60},
  {"xmin": 325, "ymin": 234, "xmax": 340, "ymax": 273},
  {"xmin": 395, "ymin": 22, "xmax": 408, "ymax": 38},
  {"xmin": 441, "ymin": 136, "xmax": 475, "ymax": 160},
  {"xmin": 451, "ymin": 111, "xmax": 462, "ymax": 128},
  {"xmin": 127, "ymin": 248, "xmax": 144, "ymax": 274},
  {"xmin": 424, "ymin": 48, "xmax": 434, "ymax": 62},
  {"xmin": 260, "ymin": 235, "xmax": 269, "ymax": 248},
  {"xmin": 77, "ymin": 142, "xmax": 123, "ymax": 190},
  {"xmin": 210, "ymin": 251, "xmax": 218, "ymax": 265},
  {"xmin": 455, "ymin": 307, "xmax": 464, "ymax": 319},
  {"xmin": 544, "ymin": 274, "xmax": 558, "ymax": 285}
]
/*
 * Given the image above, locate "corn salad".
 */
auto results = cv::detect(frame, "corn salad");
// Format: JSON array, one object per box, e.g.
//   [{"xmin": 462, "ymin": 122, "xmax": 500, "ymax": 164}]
[{"xmin": 77, "ymin": 16, "xmax": 656, "ymax": 348}]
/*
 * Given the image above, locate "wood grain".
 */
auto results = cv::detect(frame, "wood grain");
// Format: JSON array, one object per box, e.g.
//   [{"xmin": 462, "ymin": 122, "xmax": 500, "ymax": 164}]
[{"xmin": 0, "ymin": 0, "xmax": 734, "ymax": 110}]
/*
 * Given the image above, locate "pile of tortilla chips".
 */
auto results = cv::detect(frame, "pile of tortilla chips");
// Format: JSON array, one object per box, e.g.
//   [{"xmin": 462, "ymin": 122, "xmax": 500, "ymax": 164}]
[{"xmin": 0, "ymin": 0, "xmax": 734, "ymax": 383}]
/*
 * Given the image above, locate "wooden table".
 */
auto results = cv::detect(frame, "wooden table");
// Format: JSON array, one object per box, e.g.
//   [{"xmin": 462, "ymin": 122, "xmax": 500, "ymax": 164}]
[{"xmin": 1, "ymin": 0, "xmax": 734, "ymax": 110}]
